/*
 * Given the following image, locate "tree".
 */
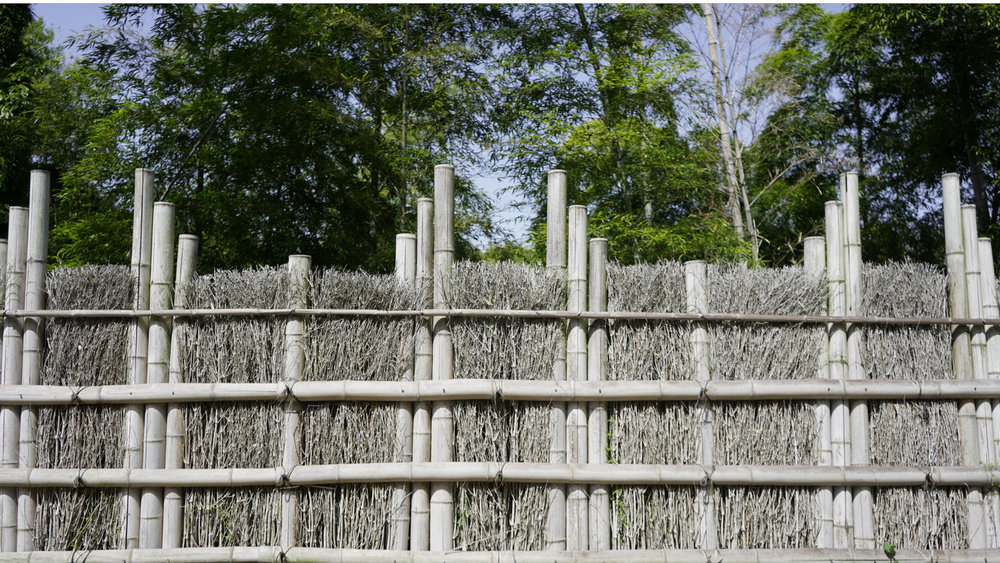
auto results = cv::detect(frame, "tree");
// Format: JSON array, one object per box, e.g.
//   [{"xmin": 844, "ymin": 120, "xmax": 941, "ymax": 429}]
[
  {"xmin": 43, "ymin": 4, "xmax": 499, "ymax": 270},
  {"xmin": 828, "ymin": 5, "xmax": 1000, "ymax": 261},
  {"xmin": 0, "ymin": 5, "xmax": 58, "ymax": 219},
  {"xmin": 493, "ymin": 4, "xmax": 749, "ymax": 264}
]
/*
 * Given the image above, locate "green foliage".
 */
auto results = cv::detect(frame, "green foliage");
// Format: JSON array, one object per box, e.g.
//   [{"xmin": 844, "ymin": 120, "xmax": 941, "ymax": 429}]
[
  {"xmin": 826, "ymin": 5, "xmax": 1000, "ymax": 263},
  {"xmin": 42, "ymin": 4, "xmax": 500, "ymax": 270},
  {"xmin": 0, "ymin": 6, "xmax": 59, "ymax": 219},
  {"xmin": 493, "ymin": 5, "xmax": 743, "ymax": 265}
]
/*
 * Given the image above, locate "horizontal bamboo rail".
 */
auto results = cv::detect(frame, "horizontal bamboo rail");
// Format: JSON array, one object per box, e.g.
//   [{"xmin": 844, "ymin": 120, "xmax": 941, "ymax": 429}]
[
  {"xmin": 0, "ymin": 547, "xmax": 997, "ymax": 563},
  {"xmin": 5, "ymin": 307, "xmax": 1000, "ymax": 327},
  {"xmin": 0, "ymin": 463, "xmax": 995, "ymax": 488},
  {"xmin": 4, "ymin": 379, "xmax": 1000, "ymax": 405}
]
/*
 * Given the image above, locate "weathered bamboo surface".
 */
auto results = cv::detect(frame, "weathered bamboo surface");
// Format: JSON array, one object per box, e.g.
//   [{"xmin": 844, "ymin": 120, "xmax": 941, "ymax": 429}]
[
  {"xmin": 0, "ymin": 463, "xmax": 994, "ymax": 487},
  {"xmin": 5, "ymin": 306, "xmax": 1000, "ymax": 326},
  {"xmin": 0, "ymin": 547, "xmax": 997, "ymax": 562},
  {"xmin": 2, "ymin": 379, "xmax": 999, "ymax": 405}
]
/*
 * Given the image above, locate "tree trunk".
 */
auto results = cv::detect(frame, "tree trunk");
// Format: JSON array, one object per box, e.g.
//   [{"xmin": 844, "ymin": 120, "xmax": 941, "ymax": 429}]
[
  {"xmin": 712, "ymin": 4, "xmax": 758, "ymax": 262},
  {"xmin": 701, "ymin": 3, "xmax": 745, "ymax": 242}
]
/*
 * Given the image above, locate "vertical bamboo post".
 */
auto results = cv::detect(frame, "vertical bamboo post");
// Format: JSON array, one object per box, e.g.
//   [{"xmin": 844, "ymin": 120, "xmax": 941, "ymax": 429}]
[
  {"xmin": 566, "ymin": 205, "xmax": 588, "ymax": 550},
  {"xmin": 825, "ymin": 200, "xmax": 852, "ymax": 547},
  {"xmin": 979, "ymin": 237, "xmax": 1000, "ymax": 545},
  {"xmin": 686, "ymin": 260, "xmax": 716, "ymax": 549},
  {"xmin": 139, "ymin": 202, "xmax": 176, "ymax": 548},
  {"xmin": 804, "ymin": 236, "xmax": 833, "ymax": 548},
  {"xmin": 963, "ymin": 207, "xmax": 996, "ymax": 470},
  {"xmin": 942, "ymin": 173, "xmax": 986, "ymax": 548},
  {"xmin": 429, "ymin": 164, "xmax": 455, "ymax": 551},
  {"xmin": 545, "ymin": 170, "xmax": 568, "ymax": 551},
  {"xmin": 391, "ymin": 233, "xmax": 416, "ymax": 550},
  {"xmin": 410, "ymin": 198, "xmax": 433, "ymax": 550},
  {"xmin": 121, "ymin": 169, "xmax": 154, "ymax": 548},
  {"xmin": 162, "ymin": 234, "xmax": 198, "ymax": 549},
  {"xmin": 280, "ymin": 254, "xmax": 310, "ymax": 551},
  {"xmin": 842, "ymin": 172, "xmax": 873, "ymax": 548},
  {"xmin": 587, "ymin": 238, "xmax": 610, "ymax": 550},
  {"xmin": 15, "ymin": 171, "xmax": 49, "ymax": 551},
  {"xmin": 0, "ymin": 207, "xmax": 27, "ymax": 552}
]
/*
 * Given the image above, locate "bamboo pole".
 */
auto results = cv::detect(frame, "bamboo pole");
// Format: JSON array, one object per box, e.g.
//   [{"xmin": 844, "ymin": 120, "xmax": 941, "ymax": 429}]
[
  {"xmin": 545, "ymin": 170, "xmax": 567, "ymax": 552},
  {"xmin": 566, "ymin": 205, "xmax": 588, "ymax": 550},
  {"xmin": 546, "ymin": 170, "xmax": 567, "ymax": 273},
  {"xmin": 0, "ymin": 547, "xmax": 996, "ymax": 563},
  {"xmin": 942, "ymin": 173, "xmax": 986, "ymax": 549},
  {"xmin": 1, "ymin": 378, "xmax": 999, "ymax": 405},
  {"xmin": 825, "ymin": 200, "xmax": 852, "ymax": 548},
  {"xmin": 587, "ymin": 238, "xmax": 610, "ymax": 550},
  {"xmin": 804, "ymin": 236, "xmax": 833, "ymax": 548},
  {"xmin": 0, "ymin": 207, "xmax": 26, "ymax": 552},
  {"xmin": 0, "ymin": 463, "xmax": 994, "ymax": 488},
  {"xmin": 280, "ymin": 255, "xmax": 310, "ymax": 551},
  {"xmin": 392, "ymin": 234, "xmax": 416, "ymax": 550},
  {"xmin": 842, "ymin": 172, "xmax": 872, "ymax": 549},
  {"xmin": 162, "ymin": 234, "xmax": 198, "ymax": 548},
  {"xmin": 686, "ymin": 261, "xmax": 716, "ymax": 549},
  {"xmin": 139, "ymin": 203, "xmax": 176, "ymax": 548},
  {"xmin": 8, "ymin": 306, "xmax": 1000, "ymax": 327},
  {"xmin": 961, "ymin": 207, "xmax": 998, "ymax": 546},
  {"xmin": 121, "ymin": 168, "xmax": 154, "ymax": 549},
  {"xmin": 410, "ymin": 197, "xmax": 433, "ymax": 551},
  {"xmin": 979, "ymin": 237, "xmax": 1000, "ymax": 546},
  {"xmin": 963, "ymin": 208, "xmax": 996, "ymax": 467},
  {"xmin": 429, "ymin": 164, "xmax": 454, "ymax": 552},
  {"xmin": 15, "ymin": 171, "xmax": 49, "ymax": 552}
]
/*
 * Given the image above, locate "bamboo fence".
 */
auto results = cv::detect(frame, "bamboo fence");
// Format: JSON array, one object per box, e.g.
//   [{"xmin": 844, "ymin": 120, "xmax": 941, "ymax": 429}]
[{"xmin": 0, "ymin": 168, "xmax": 998, "ymax": 559}]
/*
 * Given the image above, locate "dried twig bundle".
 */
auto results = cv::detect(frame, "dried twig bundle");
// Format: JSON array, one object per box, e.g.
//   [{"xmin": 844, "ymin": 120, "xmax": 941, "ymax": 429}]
[
  {"xmin": 35, "ymin": 266, "xmax": 132, "ymax": 548},
  {"xmin": 35, "ymin": 488, "xmax": 120, "ymax": 551},
  {"xmin": 301, "ymin": 402, "xmax": 397, "ymax": 464},
  {"xmin": 708, "ymin": 263, "xmax": 826, "ymax": 381},
  {"xmin": 307, "ymin": 269, "xmax": 415, "ymax": 382},
  {"xmin": 184, "ymin": 403, "xmax": 283, "ymax": 469},
  {"xmin": 611, "ymin": 486, "xmax": 698, "ymax": 549},
  {"xmin": 448, "ymin": 262, "xmax": 564, "ymax": 381},
  {"xmin": 298, "ymin": 486, "xmax": 397, "ymax": 548},
  {"xmin": 869, "ymin": 401, "xmax": 960, "ymax": 466},
  {"xmin": 182, "ymin": 488, "xmax": 280, "ymax": 547},
  {"xmin": 861, "ymin": 262, "xmax": 951, "ymax": 381},
  {"xmin": 454, "ymin": 401, "xmax": 549, "ymax": 463},
  {"xmin": 873, "ymin": 488, "xmax": 967, "ymax": 549},
  {"xmin": 608, "ymin": 262, "xmax": 689, "ymax": 381},
  {"xmin": 713, "ymin": 401, "xmax": 817, "ymax": 465},
  {"xmin": 455, "ymin": 483, "xmax": 548, "ymax": 550},
  {"xmin": 182, "ymin": 268, "xmax": 288, "ymax": 384},
  {"xmin": 715, "ymin": 487, "xmax": 816, "ymax": 548},
  {"xmin": 608, "ymin": 403, "xmax": 699, "ymax": 465}
]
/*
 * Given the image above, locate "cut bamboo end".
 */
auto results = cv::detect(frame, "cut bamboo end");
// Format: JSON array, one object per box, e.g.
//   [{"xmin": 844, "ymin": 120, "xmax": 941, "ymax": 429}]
[{"xmin": 546, "ymin": 170, "xmax": 568, "ymax": 272}]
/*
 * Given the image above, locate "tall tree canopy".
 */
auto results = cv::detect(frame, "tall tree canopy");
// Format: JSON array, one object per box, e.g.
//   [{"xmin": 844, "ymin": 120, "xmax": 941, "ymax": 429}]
[
  {"xmin": 39, "ymin": 4, "xmax": 500, "ymax": 270},
  {"xmin": 0, "ymin": 4, "xmax": 57, "ymax": 213},
  {"xmin": 491, "ymin": 4, "xmax": 749, "ymax": 264},
  {"xmin": 12, "ymin": 4, "xmax": 1000, "ymax": 270}
]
